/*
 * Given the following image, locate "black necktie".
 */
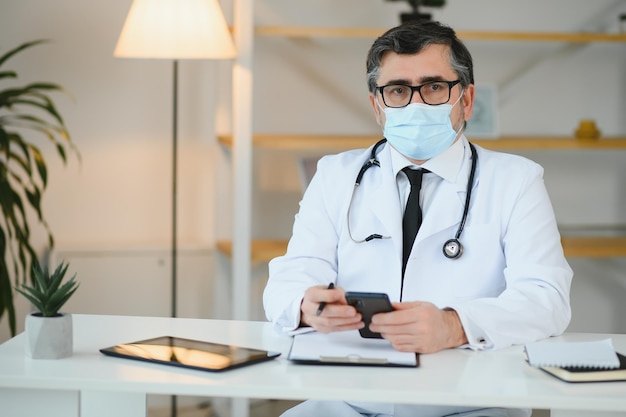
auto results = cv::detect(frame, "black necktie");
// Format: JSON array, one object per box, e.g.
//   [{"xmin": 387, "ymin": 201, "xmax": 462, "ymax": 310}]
[{"xmin": 402, "ymin": 167, "xmax": 427, "ymax": 280}]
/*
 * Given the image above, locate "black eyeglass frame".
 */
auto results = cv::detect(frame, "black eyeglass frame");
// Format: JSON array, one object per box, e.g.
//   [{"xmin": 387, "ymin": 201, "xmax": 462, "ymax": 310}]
[{"xmin": 376, "ymin": 79, "xmax": 462, "ymax": 107}]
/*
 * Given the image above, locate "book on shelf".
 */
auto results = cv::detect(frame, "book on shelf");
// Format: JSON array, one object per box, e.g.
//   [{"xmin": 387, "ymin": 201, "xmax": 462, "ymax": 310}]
[{"xmin": 525, "ymin": 338, "xmax": 626, "ymax": 383}]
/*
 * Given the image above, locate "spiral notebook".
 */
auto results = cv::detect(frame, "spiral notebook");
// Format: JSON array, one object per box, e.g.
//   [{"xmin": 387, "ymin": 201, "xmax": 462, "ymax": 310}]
[
  {"xmin": 538, "ymin": 352, "xmax": 626, "ymax": 383},
  {"xmin": 525, "ymin": 338, "xmax": 626, "ymax": 383}
]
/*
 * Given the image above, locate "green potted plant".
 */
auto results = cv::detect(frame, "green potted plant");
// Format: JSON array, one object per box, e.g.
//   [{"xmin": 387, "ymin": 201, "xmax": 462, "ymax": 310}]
[
  {"xmin": 0, "ymin": 39, "xmax": 77, "ymax": 337},
  {"xmin": 16, "ymin": 260, "xmax": 78, "ymax": 359}
]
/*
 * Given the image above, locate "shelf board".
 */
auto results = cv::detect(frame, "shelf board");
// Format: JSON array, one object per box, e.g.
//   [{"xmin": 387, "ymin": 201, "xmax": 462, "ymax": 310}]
[
  {"xmin": 218, "ymin": 134, "xmax": 626, "ymax": 151},
  {"xmin": 561, "ymin": 236, "xmax": 626, "ymax": 258},
  {"xmin": 216, "ymin": 239, "xmax": 288, "ymax": 264},
  {"xmin": 217, "ymin": 236, "xmax": 626, "ymax": 263},
  {"xmin": 255, "ymin": 26, "xmax": 626, "ymax": 43}
]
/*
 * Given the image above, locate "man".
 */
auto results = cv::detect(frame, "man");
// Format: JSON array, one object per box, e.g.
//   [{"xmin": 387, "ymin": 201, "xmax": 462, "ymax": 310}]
[{"xmin": 264, "ymin": 20, "xmax": 572, "ymax": 417}]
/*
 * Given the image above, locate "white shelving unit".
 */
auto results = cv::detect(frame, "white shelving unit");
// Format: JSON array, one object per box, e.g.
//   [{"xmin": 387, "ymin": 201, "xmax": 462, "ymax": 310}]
[{"xmin": 227, "ymin": 10, "xmax": 626, "ymax": 320}]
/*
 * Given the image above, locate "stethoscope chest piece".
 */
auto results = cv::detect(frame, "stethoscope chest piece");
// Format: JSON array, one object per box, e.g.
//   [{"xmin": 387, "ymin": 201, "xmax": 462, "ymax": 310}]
[{"xmin": 443, "ymin": 238, "xmax": 463, "ymax": 259}]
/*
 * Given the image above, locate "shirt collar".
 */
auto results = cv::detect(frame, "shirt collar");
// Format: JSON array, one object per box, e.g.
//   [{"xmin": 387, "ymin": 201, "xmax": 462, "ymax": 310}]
[{"xmin": 390, "ymin": 136, "xmax": 468, "ymax": 183}]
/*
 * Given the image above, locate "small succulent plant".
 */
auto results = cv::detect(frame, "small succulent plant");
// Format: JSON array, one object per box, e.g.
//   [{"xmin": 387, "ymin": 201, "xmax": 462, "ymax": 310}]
[{"xmin": 16, "ymin": 261, "xmax": 79, "ymax": 317}]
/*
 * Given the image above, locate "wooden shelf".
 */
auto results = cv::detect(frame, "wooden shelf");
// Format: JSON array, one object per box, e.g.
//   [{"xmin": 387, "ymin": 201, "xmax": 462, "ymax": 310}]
[
  {"xmin": 561, "ymin": 236, "xmax": 626, "ymax": 258},
  {"xmin": 216, "ymin": 239, "xmax": 288, "ymax": 264},
  {"xmin": 218, "ymin": 134, "xmax": 626, "ymax": 151},
  {"xmin": 217, "ymin": 236, "xmax": 626, "ymax": 263},
  {"xmin": 256, "ymin": 26, "xmax": 626, "ymax": 43},
  {"xmin": 217, "ymin": 135, "xmax": 626, "ymax": 261}
]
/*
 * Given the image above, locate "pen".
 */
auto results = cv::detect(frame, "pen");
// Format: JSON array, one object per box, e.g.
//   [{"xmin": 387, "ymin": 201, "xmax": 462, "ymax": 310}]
[{"xmin": 315, "ymin": 282, "xmax": 335, "ymax": 316}]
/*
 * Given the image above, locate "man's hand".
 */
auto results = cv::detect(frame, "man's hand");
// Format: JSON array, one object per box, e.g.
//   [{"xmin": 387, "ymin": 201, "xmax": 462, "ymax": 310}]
[
  {"xmin": 300, "ymin": 285, "xmax": 363, "ymax": 333},
  {"xmin": 368, "ymin": 301, "xmax": 468, "ymax": 353}
]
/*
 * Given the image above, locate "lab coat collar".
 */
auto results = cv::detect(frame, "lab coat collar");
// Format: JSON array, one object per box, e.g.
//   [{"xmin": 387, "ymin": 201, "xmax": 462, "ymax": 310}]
[
  {"xmin": 418, "ymin": 136, "xmax": 476, "ymax": 242},
  {"xmin": 389, "ymin": 135, "xmax": 467, "ymax": 183},
  {"xmin": 362, "ymin": 137, "xmax": 476, "ymax": 252},
  {"xmin": 388, "ymin": 136, "xmax": 476, "ymax": 243}
]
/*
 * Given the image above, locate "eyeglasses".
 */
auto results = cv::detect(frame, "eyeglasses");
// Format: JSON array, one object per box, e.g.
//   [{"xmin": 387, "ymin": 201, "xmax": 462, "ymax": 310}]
[{"xmin": 376, "ymin": 80, "xmax": 461, "ymax": 107}]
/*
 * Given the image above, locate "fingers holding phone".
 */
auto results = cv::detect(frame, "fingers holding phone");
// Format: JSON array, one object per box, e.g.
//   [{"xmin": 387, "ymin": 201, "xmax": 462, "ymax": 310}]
[
  {"xmin": 368, "ymin": 301, "xmax": 468, "ymax": 353},
  {"xmin": 345, "ymin": 292, "xmax": 394, "ymax": 339},
  {"xmin": 300, "ymin": 284, "xmax": 362, "ymax": 333}
]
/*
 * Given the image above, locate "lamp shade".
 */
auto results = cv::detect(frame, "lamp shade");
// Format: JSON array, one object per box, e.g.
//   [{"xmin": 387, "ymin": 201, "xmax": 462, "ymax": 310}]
[{"xmin": 114, "ymin": 0, "xmax": 237, "ymax": 59}]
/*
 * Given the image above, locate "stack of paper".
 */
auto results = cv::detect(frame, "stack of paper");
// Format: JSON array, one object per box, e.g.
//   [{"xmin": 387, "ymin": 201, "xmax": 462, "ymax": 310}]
[{"xmin": 525, "ymin": 338, "xmax": 620, "ymax": 369}]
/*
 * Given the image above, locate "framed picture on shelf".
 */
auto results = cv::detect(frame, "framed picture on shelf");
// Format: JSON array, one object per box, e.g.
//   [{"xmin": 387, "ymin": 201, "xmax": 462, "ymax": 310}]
[
  {"xmin": 465, "ymin": 85, "xmax": 498, "ymax": 139},
  {"xmin": 297, "ymin": 156, "xmax": 321, "ymax": 194}
]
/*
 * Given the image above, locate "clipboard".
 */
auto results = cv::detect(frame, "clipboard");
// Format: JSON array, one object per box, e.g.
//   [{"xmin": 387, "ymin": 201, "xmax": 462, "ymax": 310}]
[{"xmin": 288, "ymin": 330, "xmax": 419, "ymax": 368}]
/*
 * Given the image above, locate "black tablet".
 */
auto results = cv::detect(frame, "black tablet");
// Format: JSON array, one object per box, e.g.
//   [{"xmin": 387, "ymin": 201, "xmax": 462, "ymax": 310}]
[{"xmin": 100, "ymin": 336, "xmax": 281, "ymax": 372}]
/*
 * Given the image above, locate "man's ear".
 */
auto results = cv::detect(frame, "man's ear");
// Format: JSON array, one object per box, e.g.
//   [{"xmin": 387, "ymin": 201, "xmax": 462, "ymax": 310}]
[
  {"xmin": 369, "ymin": 93, "xmax": 384, "ymax": 127},
  {"xmin": 462, "ymin": 84, "xmax": 475, "ymax": 122}
]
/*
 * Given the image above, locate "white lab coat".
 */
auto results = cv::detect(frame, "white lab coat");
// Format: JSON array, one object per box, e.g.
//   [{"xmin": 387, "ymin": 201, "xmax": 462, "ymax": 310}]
[{"xmin": 263, "ymin": 137, "xmax": 571, "ymax": 416}]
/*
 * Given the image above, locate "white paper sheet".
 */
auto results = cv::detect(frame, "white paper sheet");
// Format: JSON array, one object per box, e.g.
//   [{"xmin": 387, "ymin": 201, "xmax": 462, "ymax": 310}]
[
  {"xmin": 525, "ymin": 338, "xmax": 620, "ymax": 369},
  {"xmin": 288, "ymin": 329, "xmax": 417, "ymax": 366}
]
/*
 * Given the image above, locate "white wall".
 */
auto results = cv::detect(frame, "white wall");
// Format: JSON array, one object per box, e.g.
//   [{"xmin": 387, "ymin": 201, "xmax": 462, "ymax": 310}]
[
  {"xmin": 2, "ymin": 0, "xmax": 626, "ymax": 342},
  {"xmin": 0, "ymin": 0, "xmax": 230, "ymax": 248},
  {"xmin": 0, "ymin": 0, "xmax": 233, "ymax": 341}
]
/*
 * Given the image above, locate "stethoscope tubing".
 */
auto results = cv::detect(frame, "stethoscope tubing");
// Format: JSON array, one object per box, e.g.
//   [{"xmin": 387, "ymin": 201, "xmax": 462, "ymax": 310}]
[{"xmin": 346, "ymin": 138, "xmax": 478, "ymax": 260}]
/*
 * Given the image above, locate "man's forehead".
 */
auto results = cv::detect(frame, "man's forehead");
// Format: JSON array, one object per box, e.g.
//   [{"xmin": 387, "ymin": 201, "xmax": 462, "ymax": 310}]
[{"xmin": 378, "ymin": 46, "xmax": 455, "ymax": 82}]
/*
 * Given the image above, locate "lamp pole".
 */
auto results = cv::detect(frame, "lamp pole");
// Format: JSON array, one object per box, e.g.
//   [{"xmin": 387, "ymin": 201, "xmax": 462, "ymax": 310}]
[
  {"xmin": 113, "ymin": 1, "xmax": 237, "ymax": 415},
  {"xmin": 172, "ymin": 59, "xmax": 178, "ymax": 319}
]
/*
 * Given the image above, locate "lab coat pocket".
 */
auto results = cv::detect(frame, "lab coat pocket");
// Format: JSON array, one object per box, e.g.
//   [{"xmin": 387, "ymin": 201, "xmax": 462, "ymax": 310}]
[
  {"xmin": 408, "ymin": 224, "xmax": 505, "ymax": 303},
  {"xmin": 448, "ymin": 223, "xmax": 506, "ymax": 299}
]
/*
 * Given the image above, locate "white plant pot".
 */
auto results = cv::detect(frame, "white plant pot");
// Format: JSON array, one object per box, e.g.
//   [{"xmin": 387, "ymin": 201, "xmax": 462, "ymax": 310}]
[{"xmin": 25, "ymin": 313, "xmax": 73, "ymax": 359}]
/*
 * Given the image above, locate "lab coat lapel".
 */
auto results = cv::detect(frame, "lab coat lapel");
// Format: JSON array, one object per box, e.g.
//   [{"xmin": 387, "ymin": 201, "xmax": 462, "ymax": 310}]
[
  {"xmin": 365, "ymin": 146, "xmax": 403, "ymax": 252},
  {"xmin": 416, "ymin": 180, "xmax": 464, "ymax": 242},
  {"xmin": 416, "ymin": 160, "xmax": 476, "ymax": 243}
]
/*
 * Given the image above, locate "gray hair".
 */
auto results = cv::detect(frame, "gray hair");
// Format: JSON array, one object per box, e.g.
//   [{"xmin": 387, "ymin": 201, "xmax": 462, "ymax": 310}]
[{"xmin": 366, "ymin": 21, "xmax": 474, "ymax": 94}]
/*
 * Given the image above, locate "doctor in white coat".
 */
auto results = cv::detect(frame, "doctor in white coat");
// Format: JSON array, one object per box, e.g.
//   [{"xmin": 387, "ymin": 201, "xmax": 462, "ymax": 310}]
[{"xmin": 264, "ymin": 20, "xmax": 572, "ymax": 417}]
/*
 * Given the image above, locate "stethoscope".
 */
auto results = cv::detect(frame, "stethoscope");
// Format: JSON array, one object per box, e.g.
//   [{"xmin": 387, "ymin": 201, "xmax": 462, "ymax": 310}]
[{"xmin": 346, "ymin": 138, "xmax": 478, "ymax": 259}]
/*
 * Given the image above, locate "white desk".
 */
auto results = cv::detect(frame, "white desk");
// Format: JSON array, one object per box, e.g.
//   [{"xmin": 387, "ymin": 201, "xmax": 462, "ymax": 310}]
[{"xmin": 1, "ymin": 314, "xmax": 625, "ymax": 417}]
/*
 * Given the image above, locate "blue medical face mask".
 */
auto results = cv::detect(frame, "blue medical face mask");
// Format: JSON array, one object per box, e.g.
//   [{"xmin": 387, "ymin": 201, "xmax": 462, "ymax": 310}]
[{"xmin": 380, "ymin": 91, "xmax": 463, "ymax": 161}]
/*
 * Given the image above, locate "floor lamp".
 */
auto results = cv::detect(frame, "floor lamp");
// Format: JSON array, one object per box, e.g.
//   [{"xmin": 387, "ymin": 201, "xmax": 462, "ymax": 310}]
[{"xmin": 114, "ymin": 0, "xmax": 236, "ymax": 320}]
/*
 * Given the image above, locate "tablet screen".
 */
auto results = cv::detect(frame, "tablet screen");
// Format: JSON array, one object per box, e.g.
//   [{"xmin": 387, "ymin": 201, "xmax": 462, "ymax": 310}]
[{"xmin": 100, "ymin": 336, "xmax": 281, "ymax": 372}]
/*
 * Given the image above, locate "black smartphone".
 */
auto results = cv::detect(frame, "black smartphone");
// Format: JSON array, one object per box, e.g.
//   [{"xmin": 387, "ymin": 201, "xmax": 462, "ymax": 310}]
[{"xmin": 345, "ymin": 291, "xmax": 394, "ymax": 339}]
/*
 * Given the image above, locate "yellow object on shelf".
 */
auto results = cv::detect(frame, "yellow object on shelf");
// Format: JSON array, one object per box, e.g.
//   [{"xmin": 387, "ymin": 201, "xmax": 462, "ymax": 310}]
[{"xmin": 575, "ymin": 119, "xmax": 601, "ymax": 140}]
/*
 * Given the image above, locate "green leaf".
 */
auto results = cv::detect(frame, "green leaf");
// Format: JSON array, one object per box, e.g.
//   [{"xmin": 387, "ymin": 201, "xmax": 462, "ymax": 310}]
[
  {"xmin": 48, "ymin": 262, "xmax": 70, "ymax": 294},
  {"xmin": 0, "ymin": 227, "xmax": 16, "ymax": 335},
  {"xmin": 0, "ymin": 40, "xmax": 48, "ymax": 68},
  {"xmin": 6, "ymin": 150, "xmax": 32, "ymax": 179},
  {"xmin": 30, "ymin": 145, "xmax": 48, "ymax": 187},
  {"xmin": 47, "ymin": 279, "xmax": 78, "ymax": 315},
  {"xmin": 16, "ymin": 285, "xmax": 41, "ymax": 302},
  {"xmin": 25, "ymin": 188, "xmax": 43, "ymax": 221},
  {"xmin": 0, "ymin": 70, "xmax": 17, "ymax": 80},
  {"xmin": 6, "ymin": 96, "xmax": 65, "ymax": 124},
  {"xmin": 0, "ymin": 128, "xmax": 8, "ymax": 152}
]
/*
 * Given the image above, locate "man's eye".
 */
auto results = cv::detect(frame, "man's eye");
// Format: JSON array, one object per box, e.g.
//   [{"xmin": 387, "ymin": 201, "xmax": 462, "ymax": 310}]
[{"xmin": 427, "ymin": 82, "xmax": 445, "ymax": 92}]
